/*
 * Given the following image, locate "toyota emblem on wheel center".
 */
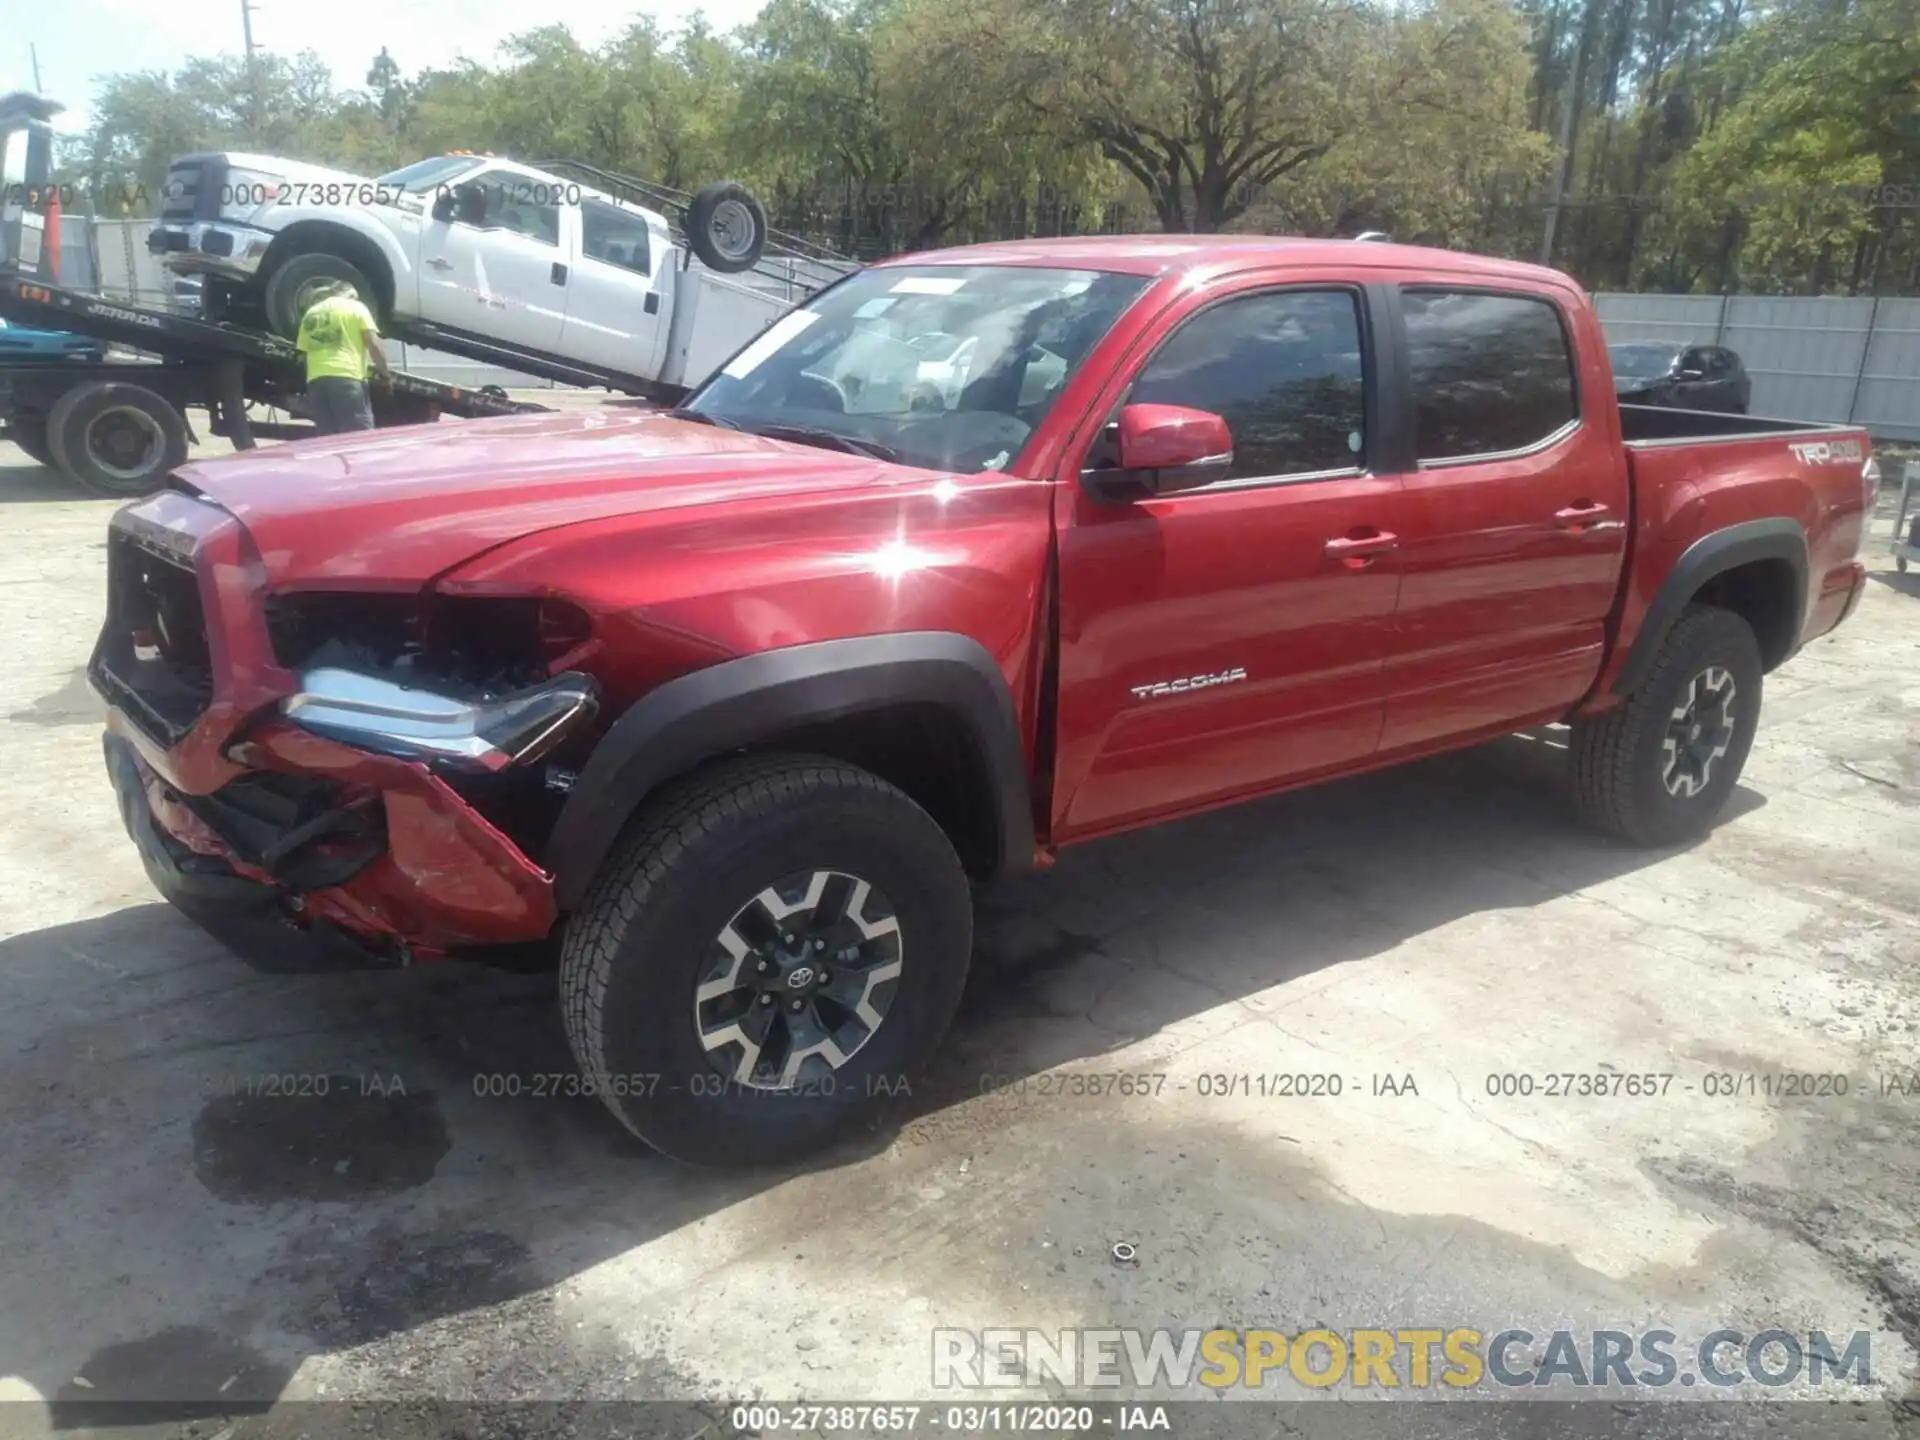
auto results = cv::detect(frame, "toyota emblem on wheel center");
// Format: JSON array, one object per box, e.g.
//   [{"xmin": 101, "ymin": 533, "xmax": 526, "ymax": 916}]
[{"xmin": 786, "ymin": 966, "xmax": 816, "ymax": 989}]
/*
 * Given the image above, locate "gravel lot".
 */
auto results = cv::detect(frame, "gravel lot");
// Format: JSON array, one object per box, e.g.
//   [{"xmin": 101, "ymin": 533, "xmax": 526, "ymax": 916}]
[{"xmin": 2, "ymin": 417, "xmax": 1918, "ymax": 1439}]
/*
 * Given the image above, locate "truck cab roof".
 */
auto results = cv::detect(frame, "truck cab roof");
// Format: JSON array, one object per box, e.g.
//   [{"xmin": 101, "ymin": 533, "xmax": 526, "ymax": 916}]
[{"xmin": 887, "ymin": 234, "xmax": 1581, "ymax": 290}]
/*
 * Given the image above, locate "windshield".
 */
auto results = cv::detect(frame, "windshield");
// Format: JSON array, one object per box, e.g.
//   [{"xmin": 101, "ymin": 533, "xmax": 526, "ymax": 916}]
[
  {"xmin": 685, "ymin": 265, "xmax": 1150, "ymax": 474},
  {"xmin": 376, "ymin": 155, "xmax": 483, "ymax": 193},
  {"xmin": 1610, "ymin": 343, "xmax": 1680, "ymax": 380}
]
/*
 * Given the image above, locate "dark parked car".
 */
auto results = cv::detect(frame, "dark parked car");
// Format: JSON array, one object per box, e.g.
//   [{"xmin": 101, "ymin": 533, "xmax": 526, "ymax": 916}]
[{"xmin": 1608, "ymin": 341, "xmax": 1752, "ymax": 414}]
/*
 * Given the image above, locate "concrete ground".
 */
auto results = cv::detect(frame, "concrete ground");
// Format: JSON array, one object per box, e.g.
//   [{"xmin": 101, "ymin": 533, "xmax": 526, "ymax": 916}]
[{"xmin": 2, "ymin": 416, "xmax": 1919, "ymax": 1438}]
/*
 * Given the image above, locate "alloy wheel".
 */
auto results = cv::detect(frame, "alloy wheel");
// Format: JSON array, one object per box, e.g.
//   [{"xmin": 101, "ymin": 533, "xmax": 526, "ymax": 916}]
[
  {"xmin": 1662, "ymin": 665, "xmax": 1737, "ymax": 798},
  {"xmin": 693, "ymin": 869, "xmax": 903, "ymax": 1089}
]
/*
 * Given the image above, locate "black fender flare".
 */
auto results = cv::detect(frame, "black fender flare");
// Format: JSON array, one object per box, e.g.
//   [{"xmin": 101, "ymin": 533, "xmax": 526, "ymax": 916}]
[
  {"xmin": 544, "ymin": 632, "xmax": 1036, "ymax": 911},
  {"xmin": 1612, "ymin": 517, "xmax": 1808, "ymax": 696}
]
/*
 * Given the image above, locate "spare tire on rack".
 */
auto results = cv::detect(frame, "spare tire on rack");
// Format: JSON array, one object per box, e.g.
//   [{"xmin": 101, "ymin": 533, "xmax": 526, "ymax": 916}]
[
  {"xmin": 685, "ymin": 182, "xmax": 768, "ymax": 274},
  {"xmin": 46, "ymin": 380, "xmax": 190, "ymax": 498}
]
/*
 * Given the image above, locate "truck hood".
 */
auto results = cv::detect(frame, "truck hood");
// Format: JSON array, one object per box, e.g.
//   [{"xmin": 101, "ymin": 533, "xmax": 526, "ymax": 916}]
[
  {"xmin": 214, "ymin": 152, "xmax": 375, "ymax": 189},
  {"xmin": 174, "ymin": 410, "xmax": 917, "ymax": 585}
]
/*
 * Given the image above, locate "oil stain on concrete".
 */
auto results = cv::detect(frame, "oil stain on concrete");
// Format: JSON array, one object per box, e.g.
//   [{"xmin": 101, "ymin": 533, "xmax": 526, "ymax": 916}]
[
  {"xmin": 191, "ymin": 1080, "xmax": 451, "ymax": 1204},
  {"xmin": 49, "ymin": 1325, "xmax": 290, "ymax": 1426},
  {"xmin": 284, "ymin": 1227, "xmax": 535, "ymax": 1347}
]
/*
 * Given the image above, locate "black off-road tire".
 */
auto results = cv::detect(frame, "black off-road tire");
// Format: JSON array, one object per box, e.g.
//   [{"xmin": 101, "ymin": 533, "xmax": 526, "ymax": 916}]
[
  {"xmin": 46, "ymin": 381, "xmax": 190, "ymax": 497},
  {"xmin": 1571, "ymin": 605, "xmax": 1764, "ymax": 846},
  {"xmin": 558, "ymin": 753, "xmax": 973, "ymax": 1166},
  {"xmin": 685, "ymin": 182, "xmax": 768, "ymax": 274},
  {"xmin": 264, "ymin": 251, "xmax": 380, "ymax": 340}
]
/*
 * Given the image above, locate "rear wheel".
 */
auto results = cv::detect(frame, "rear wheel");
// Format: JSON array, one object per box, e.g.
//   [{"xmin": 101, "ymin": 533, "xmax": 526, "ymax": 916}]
[
  {"xmin": 1571, "ymin": 605, "xmax": 1763, "ymax": 846},
  {"xmin": 46, "ymin": 381, "xmax": 190, "ymax": 497},
  {"xmin": 263, "ymin": 251, "xmax": 380, "ymax": 340},
  {"xmin": 559, "ymin": 754, "xmax": 972, "ymax": 1166}
]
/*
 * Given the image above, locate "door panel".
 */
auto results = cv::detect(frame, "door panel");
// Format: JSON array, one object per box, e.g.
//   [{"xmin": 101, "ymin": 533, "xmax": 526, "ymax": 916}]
[
  {"xmin": 417, "ymin": 168, "xmax": 568, "ymax": 351},
  {"xmin": 1052, "ymin": 282, "xmax": 1403, "ymax": 840},
  {"xmin": 560, "ymin": 197, "xmax": 671, "ymax": 377},
  {"xmin": 1379, "ymin": 284, "xmax": 1629, "ymax": 754}
]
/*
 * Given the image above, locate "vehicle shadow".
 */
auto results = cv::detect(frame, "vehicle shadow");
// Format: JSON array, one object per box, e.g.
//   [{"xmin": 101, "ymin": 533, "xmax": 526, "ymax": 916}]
[
  {"xmin": 1867, "ymin": 569, "xmax": 1920, "ymax": 600},
  {"xmin": 0, "ymin": 728, "xmax": 1753, "ymax": 1425},
  {"xmin": 0, "ymin": 456, "xmax": 91, "ymax": 503}
]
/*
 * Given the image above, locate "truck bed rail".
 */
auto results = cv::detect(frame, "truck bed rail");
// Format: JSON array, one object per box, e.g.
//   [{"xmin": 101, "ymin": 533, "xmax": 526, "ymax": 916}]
[{"xmin": 531, "ymin": 158, "xmax": 857, "ymax": 298}]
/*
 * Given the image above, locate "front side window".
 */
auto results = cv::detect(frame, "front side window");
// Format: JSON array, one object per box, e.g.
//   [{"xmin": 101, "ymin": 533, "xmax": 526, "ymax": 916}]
[
  {"xmin": 459, "ymin": 168, "xmax": 561, "ymax": 247},
  {"xmin": 686, "ymin": 265, "xmax": 1149, "ymax": 474},
  {"xmin": 1404, "ymin": 290, "xmax": 1577, "ymax": 460},
  {"xmin": 1126, "ymin": 289, "xmax": 1367, "ymax": 482},
  {"xmin": 582, "ymin": 197, "xmax": 651, "ymax": 276}
]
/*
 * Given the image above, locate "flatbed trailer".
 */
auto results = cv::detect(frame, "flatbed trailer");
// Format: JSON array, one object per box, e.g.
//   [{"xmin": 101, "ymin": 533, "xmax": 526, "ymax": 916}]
[{"xmin": 0, "ymin": 274, "xmax": 554, "ymax": 497}]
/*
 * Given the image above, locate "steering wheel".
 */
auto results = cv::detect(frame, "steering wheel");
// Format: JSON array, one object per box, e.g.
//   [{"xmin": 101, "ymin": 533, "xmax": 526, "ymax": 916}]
[{"xmin": 789, "ymin": 374, "xmax": 847, "ymax": 413}]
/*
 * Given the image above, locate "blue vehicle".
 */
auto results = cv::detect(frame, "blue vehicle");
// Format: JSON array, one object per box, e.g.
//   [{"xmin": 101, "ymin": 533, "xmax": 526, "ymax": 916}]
[{"xmin": 0, "ymin": 317, "xmax": 107, "ymax": 363}]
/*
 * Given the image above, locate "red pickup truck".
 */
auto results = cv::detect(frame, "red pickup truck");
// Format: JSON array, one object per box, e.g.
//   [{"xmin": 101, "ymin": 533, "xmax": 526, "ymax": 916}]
[{"xmin": 90, "ymin": 237, "xmax": 1877, "ymax": 1164}]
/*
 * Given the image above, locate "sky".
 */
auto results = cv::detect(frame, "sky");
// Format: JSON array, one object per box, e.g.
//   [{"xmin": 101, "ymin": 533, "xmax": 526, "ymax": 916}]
[{"xmin": 4, "ymin": 0, "xmax": 768, "ymax": 134}]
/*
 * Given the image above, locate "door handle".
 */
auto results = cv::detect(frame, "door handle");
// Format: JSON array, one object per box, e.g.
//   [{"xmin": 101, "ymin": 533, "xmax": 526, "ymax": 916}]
[
  {"xmin": 1324, "ymin": 528, "xmax": 1398, "ymax": 568},
  {"xmin": 427, "ymin": 257, "xmax": 453, "ymax": 271},
  {"xmin": 551, "ymin": 262, "xmax": 569, "ymax": 286},
  {"xmin": 1554, "ymin": 501, "xmax": 1619, "ymax": 530}
]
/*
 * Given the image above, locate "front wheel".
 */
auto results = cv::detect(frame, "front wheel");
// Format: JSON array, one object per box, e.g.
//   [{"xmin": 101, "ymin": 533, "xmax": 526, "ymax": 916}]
[
  {"xmin": 559, "ymin": 754, "xmax": 973, "ymax": 1166},
  {"xmin": 1571, "ymin": 605, "xmax": 1764, "ymax": 846},
  {"xmin": 263, "ymin": 251, "xmax": 380, "ymax": 340}
]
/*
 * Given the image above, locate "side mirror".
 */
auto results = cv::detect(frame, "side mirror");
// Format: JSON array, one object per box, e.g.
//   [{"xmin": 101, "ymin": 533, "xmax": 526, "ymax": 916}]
[
  {"xmin": 430, "ymin": 190, "xmax": 456, "ymax": 223},
  {"xmin": 1101, "ymin": 403, "xmax": 1232, "ymax": 497}
]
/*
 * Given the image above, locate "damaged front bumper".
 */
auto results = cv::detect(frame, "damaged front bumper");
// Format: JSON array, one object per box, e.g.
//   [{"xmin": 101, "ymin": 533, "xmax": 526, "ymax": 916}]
[
  {"xmin": 91, "ymin": 491, "xmax": 597, "ymax": 960},
  {"xmin": 102, "ymin": 708, "xmax": 571, "ymax": 959}
]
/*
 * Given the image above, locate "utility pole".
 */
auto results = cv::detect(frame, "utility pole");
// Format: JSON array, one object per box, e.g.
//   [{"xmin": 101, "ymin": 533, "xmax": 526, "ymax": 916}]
[
  {"xmin": 29, "ymin": 44, "xmax": 43, "ymax": 92},
  {"xmin": 241, "ymin": 0, "xmax": 264, "ymax": 139}
]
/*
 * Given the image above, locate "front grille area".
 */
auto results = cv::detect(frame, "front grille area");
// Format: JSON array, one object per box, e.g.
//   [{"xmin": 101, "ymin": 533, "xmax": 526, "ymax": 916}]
[
  {"xmin": 96, "ymin": 531, "xmax": 214, "ymax": 745},
  {"xmin": 158, "ymin": 157, "xmax": 228, "ymax": 223}
]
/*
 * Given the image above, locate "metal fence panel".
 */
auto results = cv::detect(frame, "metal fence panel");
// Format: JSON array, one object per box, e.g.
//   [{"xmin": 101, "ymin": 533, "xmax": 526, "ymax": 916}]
[
  {"xmin": 1595, "ymin": 291, "xmax": 1920, "ymax": 442},
  {"xmin": 1855, "ymin": 298, "xmax": 1920, "ymax": 443}
]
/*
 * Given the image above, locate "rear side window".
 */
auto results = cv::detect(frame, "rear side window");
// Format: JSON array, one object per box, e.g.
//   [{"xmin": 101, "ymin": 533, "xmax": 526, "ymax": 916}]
[
  {"xmin": 1402, "ymin": 290, "xmax": 1577, "ymax": 461},
  {"xmin": 1127, "ymin": 289, "xmax": 1367, "ymax": 482},
  {"xmin": 582, "ymin": 198, "xmax": 652, "ymax": 277}
]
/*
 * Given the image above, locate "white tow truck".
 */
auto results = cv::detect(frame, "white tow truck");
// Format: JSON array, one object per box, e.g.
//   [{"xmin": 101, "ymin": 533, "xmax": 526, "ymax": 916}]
[{"xmin": 149, "ymin": 151, "xmax": 851, "ymax": 399}]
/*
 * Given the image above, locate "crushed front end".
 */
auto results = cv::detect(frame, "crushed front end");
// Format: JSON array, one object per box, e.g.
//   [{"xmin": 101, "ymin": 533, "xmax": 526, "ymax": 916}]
[{"xmin": 89, "ymin": 490, "xmax": 600, "ymax": 960}]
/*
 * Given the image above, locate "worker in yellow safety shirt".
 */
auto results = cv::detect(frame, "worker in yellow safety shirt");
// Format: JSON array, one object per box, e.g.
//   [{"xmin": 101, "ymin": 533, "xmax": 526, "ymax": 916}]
[{"xmin": 295, "ymin": 280, "xmax": 391, "ymax": 434}]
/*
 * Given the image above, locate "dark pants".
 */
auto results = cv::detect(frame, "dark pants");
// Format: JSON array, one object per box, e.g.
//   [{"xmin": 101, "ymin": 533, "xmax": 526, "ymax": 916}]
[{"xmin": 307, "ymin": 376, "xmax": 375, "ymax": 435}]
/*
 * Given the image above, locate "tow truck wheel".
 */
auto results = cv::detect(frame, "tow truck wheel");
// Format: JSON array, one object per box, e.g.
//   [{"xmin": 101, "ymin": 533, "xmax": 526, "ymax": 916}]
[
  {"xmin": 45, "ymin": 381, "xmax": 190, "ymax": 498},
  {"xmin": 264, "ymin": 252, "xmax": 380, "ymax": 340},
  {"xmin": 685, "ymin": 182, "xmax": 769, "ymax": 274},
  {"xmin": 559, "ymin": 753, "xmax": 972, "ymax": 1166},
  {"xmin": 7, "ymin": 414, "xmax": 55, "ymax": 467},
  {"xmin": 1571, "ymin": 605, "xmax": 1763, "ymax": 847}
]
